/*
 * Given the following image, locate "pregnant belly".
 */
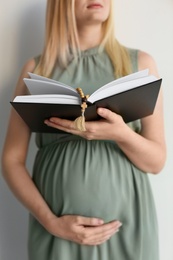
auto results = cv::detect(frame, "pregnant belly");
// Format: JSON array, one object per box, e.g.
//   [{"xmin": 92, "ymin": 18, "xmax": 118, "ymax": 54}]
[{"xmin": 33, "ymin": 139, "xmax": 135, "ymax": 223}]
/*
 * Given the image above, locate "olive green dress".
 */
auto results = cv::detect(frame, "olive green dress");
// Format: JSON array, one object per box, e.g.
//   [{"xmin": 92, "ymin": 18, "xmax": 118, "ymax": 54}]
[{"xmin": 28, "ymin": 47, "xmax": 159, "ymax": 260}]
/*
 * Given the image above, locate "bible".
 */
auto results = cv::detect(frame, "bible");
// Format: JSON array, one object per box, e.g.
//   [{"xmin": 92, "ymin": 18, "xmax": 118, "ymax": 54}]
[{"xmin": 11, "ymin": 69, "xmax": 162, "ymax": 133}]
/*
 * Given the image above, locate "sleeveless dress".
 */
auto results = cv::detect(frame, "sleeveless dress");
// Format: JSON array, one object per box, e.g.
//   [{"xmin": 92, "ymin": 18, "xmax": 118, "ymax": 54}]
[{"xmin": 28, "ymin": 47, "xmax": 159, "ymax": 260}]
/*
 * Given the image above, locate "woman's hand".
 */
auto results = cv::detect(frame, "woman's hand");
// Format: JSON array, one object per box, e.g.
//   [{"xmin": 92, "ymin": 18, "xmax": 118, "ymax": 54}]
[
  {"xmin": 44, "ymin": 108, "xmax": 126, "ymax": 142},
  {"xmin": 44, "ymin": 103, "xmax": 166, "ymax": 173},
  {"xmin": 47, "ymin": 214, "xmax": 122, "ymax": 245}
]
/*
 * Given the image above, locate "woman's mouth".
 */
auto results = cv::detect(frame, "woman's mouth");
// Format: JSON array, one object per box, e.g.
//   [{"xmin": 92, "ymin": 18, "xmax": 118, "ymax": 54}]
[{"xmin": 87, "ymin": 3, "xmax": 103, "ymax": 9}]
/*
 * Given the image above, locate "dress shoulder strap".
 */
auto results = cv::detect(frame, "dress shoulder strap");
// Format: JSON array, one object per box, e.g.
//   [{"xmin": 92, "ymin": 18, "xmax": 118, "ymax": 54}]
[{"xmin": 127, "ymin": 48, "xmax": 139, "ymax": 72}]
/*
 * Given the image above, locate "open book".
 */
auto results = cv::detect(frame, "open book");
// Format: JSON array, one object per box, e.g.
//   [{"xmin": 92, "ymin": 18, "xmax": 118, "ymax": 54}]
[{"xmin": 11, "ymin": 69, "xmax": 162, "ymax": 133}]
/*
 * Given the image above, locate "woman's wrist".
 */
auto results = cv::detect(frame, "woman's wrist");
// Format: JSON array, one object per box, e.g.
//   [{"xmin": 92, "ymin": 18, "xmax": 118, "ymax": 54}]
[
  {"xmin": 34, "ymin": 206, "xmax": 58, "ymax": 234},
  {"xmin": 112, "ymin": 121, "xmax": 131, "ymax": 143}
]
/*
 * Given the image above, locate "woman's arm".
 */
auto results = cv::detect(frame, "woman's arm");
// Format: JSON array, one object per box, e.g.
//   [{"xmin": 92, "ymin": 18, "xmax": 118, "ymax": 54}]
[
  {"xmin": 45, "ymin": 51, "xmax": 166, "ymax": 174},
  {"xmin": 114, "ymin": 51, "xmax": 166, "ymax": 173},
  {"xmin": 1, "ymin": 60, "xmax": 121, "ymax": 245},
  {"xmin": 1, "ymin": 58, "xmax": 57, "ymax": 231}
]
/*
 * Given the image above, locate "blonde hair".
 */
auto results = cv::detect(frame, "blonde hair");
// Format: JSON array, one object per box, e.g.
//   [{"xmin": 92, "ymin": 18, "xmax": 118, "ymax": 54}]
[{"xmin": 34, "ymin": 0, "xmax": 132, "ymax": 78}]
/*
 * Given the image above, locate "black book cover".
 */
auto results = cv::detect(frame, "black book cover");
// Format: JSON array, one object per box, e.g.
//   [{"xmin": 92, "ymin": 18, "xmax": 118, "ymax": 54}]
[{"xmin": 11, "ymin": 79, "xmax": 162, "ymax": 133}]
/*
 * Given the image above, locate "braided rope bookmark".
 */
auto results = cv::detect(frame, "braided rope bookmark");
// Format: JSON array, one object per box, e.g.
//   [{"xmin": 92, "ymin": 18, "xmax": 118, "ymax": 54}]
[{"xmin": 74, "ymin": 88, "xmax": 89, "ymax": 131}]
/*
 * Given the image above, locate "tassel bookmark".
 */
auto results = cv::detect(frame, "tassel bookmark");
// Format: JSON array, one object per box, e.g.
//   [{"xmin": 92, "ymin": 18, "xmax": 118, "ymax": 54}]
[{"xmin": 74, "ymin": 88, "xmax": 89, "ymax": 131}]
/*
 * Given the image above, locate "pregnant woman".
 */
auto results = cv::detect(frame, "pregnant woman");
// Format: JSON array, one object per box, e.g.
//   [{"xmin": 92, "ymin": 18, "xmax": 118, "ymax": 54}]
[{"xmin": 2, "ymin": 0, "xmax": 166, "ymax": 259}]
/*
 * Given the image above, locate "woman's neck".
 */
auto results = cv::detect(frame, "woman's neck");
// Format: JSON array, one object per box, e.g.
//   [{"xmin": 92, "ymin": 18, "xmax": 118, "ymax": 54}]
[{"xmin": 77, "ymin": 25, "xmax": 103, "ymax": 51}]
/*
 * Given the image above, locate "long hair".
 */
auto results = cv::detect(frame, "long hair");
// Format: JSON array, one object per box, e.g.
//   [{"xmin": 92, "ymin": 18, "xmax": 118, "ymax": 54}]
[{"xmin": 34, "ymin": 0, "xmax": 132, "ymax": 78}]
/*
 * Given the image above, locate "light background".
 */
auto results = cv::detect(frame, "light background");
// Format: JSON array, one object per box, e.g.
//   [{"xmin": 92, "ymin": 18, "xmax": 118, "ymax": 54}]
[{"xmin": 0, "ymin": 0, "xmax": 173, "ymax": 259}]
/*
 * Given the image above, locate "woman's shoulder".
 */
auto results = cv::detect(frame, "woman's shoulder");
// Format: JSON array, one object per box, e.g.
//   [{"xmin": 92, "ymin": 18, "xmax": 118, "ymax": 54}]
[
  {"xmin": 19, "ymin": 54, "xmax": 41, "ymax": 78},
  {"xmin": 126, "ymin": 47, "xmax": 158, "ymax": 75},
  {"xmin": 13, "ymin": 57, "xmax": 39, "ymax": 97},
  {"xmin": 138, "ymin": 50, "xmax": 159, "ymax": 76},
  {"xmin": 22, "ymin": 58, "xmax": 36, "ymax": 73},
  {"xmin": 127, "ymin": 47, "xmax": 155, "ymax": 64},
  {"xmin": 23, "ymin": 54, "xmax": 41, "ymax": 71}
]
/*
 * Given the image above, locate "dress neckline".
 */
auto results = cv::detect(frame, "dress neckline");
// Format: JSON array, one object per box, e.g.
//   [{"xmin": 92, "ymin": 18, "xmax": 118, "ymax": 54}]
[{"xmin": 80, "ymin": 46, "xmax": 103, "ymax": 57}]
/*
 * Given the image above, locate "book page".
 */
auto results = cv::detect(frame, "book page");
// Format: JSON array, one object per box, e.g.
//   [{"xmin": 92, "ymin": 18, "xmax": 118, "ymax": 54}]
[
  {"xmin": 28, "ymin": 72, "xmax": 69, "ymax": 87},
  {"xmin": 92, "ymin": 69, "xmax": 149, "ymax": 96},
  {"xmin": 13, "ymin": 94, "xmax": 80, "ymax": 105},
  {"xmin": 24, "ymin": 79, "xmax": 79, "ymax": 97},
  {"xmin": 88, "ymin": 75, "xmax": 157, "ymax": 103}
]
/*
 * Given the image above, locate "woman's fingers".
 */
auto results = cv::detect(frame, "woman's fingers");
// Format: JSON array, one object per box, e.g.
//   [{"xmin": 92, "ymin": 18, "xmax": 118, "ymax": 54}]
[
  {"xmin": 51, "ymin": 215, "xmax": 122, "ymax": 245},
  {"xmin": 44, "ymin": 108, "xmax": 125, "ymax": 141},
  {"xmin": 81, "ymin": 220, "xmax": 122, "ymax": 245},
  {"xmin": 44, "ymin": 117, "xmax": 78, "ymax": 133},
  {"xmin": 67, "ymin": 215, "xmax": 122, "ymax": 245}
]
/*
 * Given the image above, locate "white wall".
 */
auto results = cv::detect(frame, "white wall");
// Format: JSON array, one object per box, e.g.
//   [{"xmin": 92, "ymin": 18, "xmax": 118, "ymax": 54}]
[
  {"xmin": 0, "ymin": 0, "xmax": 172, "ymax": 259},
  {"xmin": 0, "ymin": 1, "xmax": 46, "ymax": 259},
  {"xmin": 115, "ymin": 1, "xmax": 173, "ymax": 260}
]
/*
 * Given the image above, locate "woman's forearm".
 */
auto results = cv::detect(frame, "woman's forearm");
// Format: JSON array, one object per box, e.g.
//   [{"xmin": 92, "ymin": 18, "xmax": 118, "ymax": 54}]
[
  {"xmin": 115, "ymin": 123, "xmax": 166, "ymax": 174},
  {"xmin": 2, "ymin": 161, "xmax": 55, "ymax": 230}
]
